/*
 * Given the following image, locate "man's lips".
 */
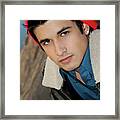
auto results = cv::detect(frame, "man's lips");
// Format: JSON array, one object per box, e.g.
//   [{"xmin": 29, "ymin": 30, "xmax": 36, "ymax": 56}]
[{"xmin": 58, "ymin": 55, "xmax": 73, "ymax": 64}]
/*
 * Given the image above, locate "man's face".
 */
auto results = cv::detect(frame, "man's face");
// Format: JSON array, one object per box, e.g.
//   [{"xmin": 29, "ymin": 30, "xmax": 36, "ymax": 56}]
[{"xmin": 34, "ymin": 20, "xmax": 88, "ymax": 71}]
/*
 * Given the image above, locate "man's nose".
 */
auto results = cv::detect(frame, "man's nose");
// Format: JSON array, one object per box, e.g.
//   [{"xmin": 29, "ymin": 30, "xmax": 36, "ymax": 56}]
[{"xmin": 54, "ymin": 40, "xmax": 65, "ymax": 56}]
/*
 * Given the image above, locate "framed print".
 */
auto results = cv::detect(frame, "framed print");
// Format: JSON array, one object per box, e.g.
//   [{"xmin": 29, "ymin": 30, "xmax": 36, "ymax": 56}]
[{"xmin": 0, "ymin": 0, "xmax": 119, "ymax": 119}]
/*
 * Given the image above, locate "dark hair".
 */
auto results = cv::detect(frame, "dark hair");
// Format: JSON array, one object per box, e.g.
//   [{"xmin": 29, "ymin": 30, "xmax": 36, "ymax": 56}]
[
  {"xmin": 26, "ymin": 20, "xmax": 47, "ymax": 46},
  {"xmin": 26, "ymin": 20, "xmax": 93, "ymax": 46}
]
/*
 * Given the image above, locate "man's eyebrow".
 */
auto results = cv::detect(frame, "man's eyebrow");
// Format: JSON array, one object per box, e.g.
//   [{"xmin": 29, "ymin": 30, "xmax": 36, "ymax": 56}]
[
  {"xmin": 57, "ymin": 26, "xmax": 72, "ymax": 35},
  {"xmin": 39, "ymin": 26, "xmax": 72, "ymax": 44},
  {"xmin": 39, "ymin": 38, "xmax": 50, "ymax": 44}
]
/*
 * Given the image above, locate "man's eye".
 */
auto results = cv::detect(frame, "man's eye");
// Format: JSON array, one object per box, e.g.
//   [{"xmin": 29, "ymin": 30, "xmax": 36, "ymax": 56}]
[
  {"xmin": 41, "ymin": 39, "xmax": 50, "ymax": 46},
  {"xmin": 60, "ymin": 31, "xmax": 70, "ymax": 37}
]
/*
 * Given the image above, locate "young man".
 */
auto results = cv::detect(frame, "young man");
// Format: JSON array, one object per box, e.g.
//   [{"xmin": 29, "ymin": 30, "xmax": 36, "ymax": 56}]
[{"xmin": 24, "ymin": 20, "xmax": 100, "ymax": 100}]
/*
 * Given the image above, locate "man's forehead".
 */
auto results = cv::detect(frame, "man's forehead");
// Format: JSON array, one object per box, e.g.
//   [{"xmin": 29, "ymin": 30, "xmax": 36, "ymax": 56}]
[
  {"xmin": 34, "ymin": 20, "xmax": 74, "ymax": 39},
  {"xmin": 44, "ymin": 20, "xmax": 73, "ymax": 24},
  {"xmin": 37, "ymin": 20, "xmax": 74, "ymax": 29}
]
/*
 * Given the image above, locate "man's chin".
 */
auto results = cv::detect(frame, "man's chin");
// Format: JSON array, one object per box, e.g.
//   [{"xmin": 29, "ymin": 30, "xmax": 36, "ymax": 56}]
[{"xmin": 60, "ymin": 65, "xmax": 79, "ymax": 71}]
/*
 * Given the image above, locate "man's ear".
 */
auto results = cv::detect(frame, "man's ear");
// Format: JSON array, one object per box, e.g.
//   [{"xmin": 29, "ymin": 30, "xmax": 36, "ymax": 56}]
[{"xmin": 82, "ymin": 23, "xmax": 90, "ymax": 35}]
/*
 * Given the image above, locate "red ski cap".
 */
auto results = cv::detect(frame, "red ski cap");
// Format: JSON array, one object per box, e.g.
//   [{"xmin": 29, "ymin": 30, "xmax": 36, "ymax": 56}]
[
  {"xmin": 81, "ymin": 20, "xmax": 97, "ymax": 30},
  {"xmin": 24, "ymin": 20, "xmax": 98, "ymax": 30}
]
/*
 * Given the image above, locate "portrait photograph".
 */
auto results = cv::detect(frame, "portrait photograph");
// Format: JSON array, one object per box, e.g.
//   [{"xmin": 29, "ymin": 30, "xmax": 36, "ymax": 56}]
[
  {"xmin": 1, "ymin": 1, "xmax": 118, "ymax": 119},
  {"xmin": 20, "ymin": 20, "xmax": 100, "ymax": 100}
]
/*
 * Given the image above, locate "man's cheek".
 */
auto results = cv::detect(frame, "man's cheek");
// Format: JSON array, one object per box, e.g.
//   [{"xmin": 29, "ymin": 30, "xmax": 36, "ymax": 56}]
[{"xmin": 48, "ymin": 54, "xmax": 57, "ymax": 63}]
